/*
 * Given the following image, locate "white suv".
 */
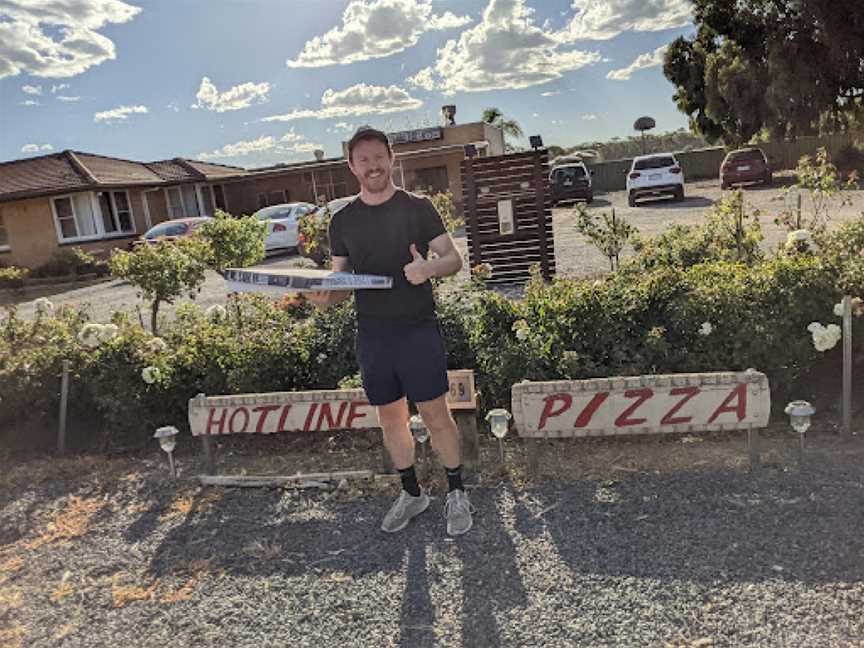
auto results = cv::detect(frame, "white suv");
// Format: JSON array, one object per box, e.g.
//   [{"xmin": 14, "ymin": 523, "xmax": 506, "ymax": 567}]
[{"xmin": 626, "ymin": 153, "xmax": 685, "ymax": 207}]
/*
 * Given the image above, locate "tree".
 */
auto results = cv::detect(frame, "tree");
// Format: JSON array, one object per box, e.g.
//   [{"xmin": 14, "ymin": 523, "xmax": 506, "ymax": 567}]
[
  {"xmin": 196, "ymin": 210, "xmax": 266, "ymax": 273},
  {"xmin": 663, "ymin": 0, "xmax": 864, "ymax": 144},
  {"xmin": 482, "ymin": 107, "xmax": 523, "ymax": 151}
]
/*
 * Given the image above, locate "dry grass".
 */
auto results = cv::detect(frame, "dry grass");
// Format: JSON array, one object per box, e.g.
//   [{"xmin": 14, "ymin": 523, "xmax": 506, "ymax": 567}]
[
  {"xmin": 160, "ymin": 576, "xmax": 199, "ymax": 604},
  {"xmin": 26, "ymin": 496, "xmax": 102, "ymax": 550},
  {"xmin": 0, "ymin": 622, "xmax": 26, "ymax": 648},
  {"xmin": 0, "ymin": 557, "xmax": 24, "ymax": 586},
  {"xmin": 110, "ymin": 574, "xmax": 157, "ymax": 608},
  {"xmin": 159, "ymin": 489, "xmax": 221, "ymax": 523},
  {"xmin": 52, "ymin": 624, "xmax": 76, "ymax": 642},
  {"xmin": 242, "ymin": 539, "xmax": 282, "ymax": 561},
  {"xmin": 0, "ymin": 587, "xmax": 22, "ymax": 610},
  {"xmin": 50, "ymin": 572, "xmax": 74, "ymax": 603}
]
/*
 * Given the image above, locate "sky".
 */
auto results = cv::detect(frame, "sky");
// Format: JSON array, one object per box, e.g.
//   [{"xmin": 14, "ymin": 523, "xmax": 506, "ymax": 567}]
[{"xmin": 0, "ymin": 0, "xmax": 696, "ymax": 168}]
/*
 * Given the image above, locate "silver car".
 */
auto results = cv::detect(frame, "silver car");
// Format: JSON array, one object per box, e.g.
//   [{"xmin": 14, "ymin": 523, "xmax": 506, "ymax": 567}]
[{"xmin": 252, "ymin": 202, "xmax": 315, "ymax": 252}]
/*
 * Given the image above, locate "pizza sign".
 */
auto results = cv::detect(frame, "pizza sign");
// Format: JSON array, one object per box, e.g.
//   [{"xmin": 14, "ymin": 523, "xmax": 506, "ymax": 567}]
[{"xmin": 512, "ymin": 371, "xmax": 770, "ymax": 438}]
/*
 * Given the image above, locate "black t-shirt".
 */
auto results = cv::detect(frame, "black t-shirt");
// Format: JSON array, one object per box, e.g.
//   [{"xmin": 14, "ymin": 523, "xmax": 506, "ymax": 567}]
[{"xmin": 328, "ymin": 189, "xmax": 447, "ymax": 331}]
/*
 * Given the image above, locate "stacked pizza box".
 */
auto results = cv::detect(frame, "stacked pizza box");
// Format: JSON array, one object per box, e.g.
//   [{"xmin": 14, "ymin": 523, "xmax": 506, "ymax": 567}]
[{"xmin": 224, "ymin": 267, "xmax": 392, "ymax": 293}]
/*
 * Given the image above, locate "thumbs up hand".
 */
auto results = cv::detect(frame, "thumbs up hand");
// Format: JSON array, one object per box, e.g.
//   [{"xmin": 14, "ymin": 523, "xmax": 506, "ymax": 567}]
[{"xmin": 404, "ymin": 243, "xmax": 432, "ymax": 285}]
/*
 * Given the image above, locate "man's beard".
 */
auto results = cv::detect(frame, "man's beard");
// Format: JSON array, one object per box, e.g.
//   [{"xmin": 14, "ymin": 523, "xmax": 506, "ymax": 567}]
[{"xmin": 361, "ymin": 169, "xmax": 390, "ymax": 193}]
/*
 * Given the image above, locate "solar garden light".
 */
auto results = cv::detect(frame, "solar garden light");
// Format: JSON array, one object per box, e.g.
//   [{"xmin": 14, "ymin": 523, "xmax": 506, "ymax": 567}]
[
  {"xmin": 154, "ymin": 425, "xmax": 179, "ymax": 477},
  {"xmin": 485, "ymin": 408, "xmax": 512, "ymax": 467},
  {"xmin": 784, "ymin": 400, "xmax": 815, "ymax": 465}
]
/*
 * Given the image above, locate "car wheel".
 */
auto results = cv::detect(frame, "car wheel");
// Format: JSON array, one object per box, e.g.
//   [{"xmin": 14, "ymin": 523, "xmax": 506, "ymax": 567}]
[
  {"xmin": 674, "ymin": 187, "xmax": 685, "ymax": 201},
  {"xmin": 627, "ymin": 192, "xmax": 637, "ymax": 207},
  {"xmin": 764, "ymin": 173, "xmax": 772, "ymax": 186},
  {"xmin": 586, "ymin": 192, "xmax": 594, "ymax": 204}
]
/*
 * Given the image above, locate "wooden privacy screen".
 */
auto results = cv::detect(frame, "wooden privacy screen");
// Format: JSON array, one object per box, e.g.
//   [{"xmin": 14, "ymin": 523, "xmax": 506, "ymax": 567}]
[{"xmin": 461, "ymin": 149, "xmax": 555, "ymax": 285}]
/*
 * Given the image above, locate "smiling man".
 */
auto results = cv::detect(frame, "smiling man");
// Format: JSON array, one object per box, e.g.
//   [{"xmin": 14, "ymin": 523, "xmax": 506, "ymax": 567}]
[{"xmin": 305, "ymin": 126, "xmax": 472, "ymax": 536}]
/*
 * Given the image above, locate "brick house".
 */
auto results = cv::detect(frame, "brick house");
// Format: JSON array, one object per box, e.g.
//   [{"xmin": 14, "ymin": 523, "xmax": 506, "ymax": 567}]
[{"xmin": 0, "ymin": 151, "xmax": 244, "ymax": 269}]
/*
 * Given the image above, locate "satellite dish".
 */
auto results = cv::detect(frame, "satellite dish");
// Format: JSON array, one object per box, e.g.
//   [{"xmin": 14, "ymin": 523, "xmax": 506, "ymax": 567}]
[{"xmin": 634, "ymin": 116, "xmax": 656, "ymax": 132}]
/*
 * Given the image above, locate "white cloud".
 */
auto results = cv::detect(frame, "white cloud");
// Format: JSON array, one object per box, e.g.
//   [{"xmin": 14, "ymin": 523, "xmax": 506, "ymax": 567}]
[
  {"xmin": 540, "ymin": 90, "xmax": 560, "ymax": 97},
  {"xmin": 333, "ymin": 121, "xmax": 355, "ymax": 132},
  {"xmin": 287, "ymin": 0, "xmax": 470, "ymax": 68},
  {"xmin": 192, "ymin": 76, "xmax": 271, "ymax": 112},
  {"xmin": 407, "ymin": 0, "xmax": 601, "ymax": 94},
  {"xmin": 20, "ymin": 99, "xmax": 40, "ymax": 106},
  {"xmin": 562, "ymin": 0, "xmax": 691, "ymax": 41},
  {"xmin": 606, "ymin": 44, "xmax": 668, "ymax": 80},
  {"xmin": 51, "ymin": 83, "xmax": 70, "ymax": 93},
  {"xmin": 21, "ymin": 143, "xmax": 53, "ymax": 153},
  {"xmin": 582, "ymin": 113, "xmax": 598, "ymax": 120},
  {"xmin": 56, "ymin": 95, "xmax": 80, "ymax": 102},
  {"xmin": 94, "ymin": 104, "xmax": 148, "ymax": 123},
  {"xmin": 198, "ymin": 131, "xmax": 322, "ymax": 161},
  {"xmin": 22, "ymin": 84, "xmax": 42, "ymax": 95},
  {"xmin": 262, "ymin": 83, "xmax": 422, "ymax": 122},
  {"xmin": 0, "ymin": 0, "xmax": 142, "ymax": 79}
]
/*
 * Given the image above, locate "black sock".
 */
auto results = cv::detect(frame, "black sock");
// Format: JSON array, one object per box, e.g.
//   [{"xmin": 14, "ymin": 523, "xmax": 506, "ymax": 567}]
[
  {"xmin": 445, "ymin": 465, "xmax": 463, "ymax": 493},
  {"xmin": 398, "ymin": 465, "xmax": 421, "ymax": 497}
]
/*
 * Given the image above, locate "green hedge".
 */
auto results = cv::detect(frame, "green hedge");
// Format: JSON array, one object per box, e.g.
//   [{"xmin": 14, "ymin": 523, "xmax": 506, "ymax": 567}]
[{"xmin": 3, "ymin": 217, "xmax": 864, "ymax": 447}]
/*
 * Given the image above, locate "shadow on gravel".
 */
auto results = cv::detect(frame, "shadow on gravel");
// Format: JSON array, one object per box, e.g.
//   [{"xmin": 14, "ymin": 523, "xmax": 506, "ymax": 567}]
[
  {"xmin": 515, "ymin": 466, "xmax": 864, "ymax": 586},
  {"xmin": 637, "ymin": 196, "xmax": 714, "ymax": 209}
]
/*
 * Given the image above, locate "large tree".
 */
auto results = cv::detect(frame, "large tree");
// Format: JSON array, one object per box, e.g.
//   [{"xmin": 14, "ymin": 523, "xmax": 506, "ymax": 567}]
[{"xmin": 664, "ymin": 0, "xmax": 864, "ymax": 145}]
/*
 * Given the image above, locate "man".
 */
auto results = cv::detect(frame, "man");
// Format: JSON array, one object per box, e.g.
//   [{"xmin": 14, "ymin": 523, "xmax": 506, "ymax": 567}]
[{"xmin": 305, "ymin": 127, "xmax": 472, "ymax": 536}]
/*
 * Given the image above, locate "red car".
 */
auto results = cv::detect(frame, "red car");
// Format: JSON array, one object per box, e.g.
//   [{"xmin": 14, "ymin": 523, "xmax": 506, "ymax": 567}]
[
  {"xmin": 132, "ymin": 217, "xmax": 211, "ymax": 247},
  {"xmin": 720, "ymin": 148, "xmax": 772, "ymax": 189}
]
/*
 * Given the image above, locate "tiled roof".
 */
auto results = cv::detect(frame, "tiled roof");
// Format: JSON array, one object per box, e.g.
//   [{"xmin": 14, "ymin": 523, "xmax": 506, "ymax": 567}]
[
  {"xmin": 0, "ymin": 152, "xmax": 91, "ymax": 201},
  {"xmin": 0, "ymin": 151, "xmax": 246, "ymax": 202}
]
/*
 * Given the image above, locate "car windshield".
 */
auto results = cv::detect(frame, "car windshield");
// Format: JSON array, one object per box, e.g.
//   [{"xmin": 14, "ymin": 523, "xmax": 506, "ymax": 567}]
[
  {"xmin": 256, "ymin": 206, "xmax": 293, "ymax": 220},
  {"xmin": 552, "ymin": 166, "xmax": 586, "ymax": 181},
  {"xmin": 728, "ymin": 150, "xmax": 765, "ymax": 162},
  {"xmin": 144, "ymin": 222, "xmax": 187, "ymax": 238},
  {"xmin": 634, "ymin": 156, "xmax": 676, "ymax": 170}
]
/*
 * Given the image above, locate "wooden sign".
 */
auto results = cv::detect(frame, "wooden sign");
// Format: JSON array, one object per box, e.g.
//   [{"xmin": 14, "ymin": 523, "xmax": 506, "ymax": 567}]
[
  {"xmin": 512, "ymin": 371, "xmax": 770, "ymax": 438},
  {"xmin": 189, "ymin": 371, "xmax": 477, "ymax": 437}
]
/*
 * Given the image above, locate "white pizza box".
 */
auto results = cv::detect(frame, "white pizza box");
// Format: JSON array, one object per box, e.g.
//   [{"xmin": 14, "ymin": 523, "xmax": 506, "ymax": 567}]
[{"xmin": 224, "ymin": 267, "xmax": 393, "ymax": 294}]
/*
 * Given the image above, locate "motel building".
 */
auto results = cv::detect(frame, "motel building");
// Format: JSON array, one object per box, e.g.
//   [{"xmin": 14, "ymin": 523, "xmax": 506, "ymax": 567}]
[{"xmin": 0, "ymin": 107, "xmax": 503, "ymax": 270}]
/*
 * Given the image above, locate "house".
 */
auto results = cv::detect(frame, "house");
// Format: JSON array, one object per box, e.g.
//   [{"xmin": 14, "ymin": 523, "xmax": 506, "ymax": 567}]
[{"xmin": 0, "ymin": 150, "xmax": 244, "ymax": 269}]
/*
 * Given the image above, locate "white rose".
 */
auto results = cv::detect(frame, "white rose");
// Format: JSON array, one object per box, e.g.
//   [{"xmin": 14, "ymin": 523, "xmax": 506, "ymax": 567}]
[
  {"xmin": 78, "ymin": 323, "xmax": 104, "ymax": 348},
  {"xmin": 699, "ymin": 322, "xmax": 713, "ymax": 336},
  {"xmin": 316, "ymin": 353, "xmax": 327, "ymax": 363},
  {"xmin": 206, "ymin": 304, "xmax": 227, "ymax": 321},
  {"xmin": 141, "ymin": 366, "xmax": 161, "ymax": 384},
  {"xmin": 33, "ymin": 297, "xmax": 54, "ymax": 315},
  {"xmin": 834, "ymin": 302, "xmax": 845, "ymax": 317},
  {"xmin": 148, "ymin": 337, "xmax": 168, "ymax": 353},
  {"xmin": 99, "ymin": 323, "xmax": 119, "ymax": 342}
]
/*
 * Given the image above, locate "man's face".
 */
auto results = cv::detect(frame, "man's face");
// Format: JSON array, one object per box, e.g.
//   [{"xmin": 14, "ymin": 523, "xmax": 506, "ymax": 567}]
[{"xmin": 348, "ymin": 138, "xmax": 393, "ymax": 194}]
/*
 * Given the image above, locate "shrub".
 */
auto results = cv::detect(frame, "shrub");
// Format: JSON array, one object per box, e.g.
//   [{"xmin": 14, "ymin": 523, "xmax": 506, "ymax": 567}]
[
  {"xmin": 298, "ymin": 205, "xmax": 332, "ymax": 267},
  {"xmin": 574, "ymin": 206, "xmax": 635, "ymax": 271},
  {"xmin": 196, "ymin": 210, "xmax": 267, "ymax": 273},
  {"xmin": 0, "ymin": 266, "xmax": 29, "ymax": 289}
]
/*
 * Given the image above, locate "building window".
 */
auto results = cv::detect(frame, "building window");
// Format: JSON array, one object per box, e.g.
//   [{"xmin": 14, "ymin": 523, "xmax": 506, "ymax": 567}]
[
  {"xmin": 52, "ymin": 191, "xmax": 134, "ymax": 243},
  {"xmin": 97, "ymin": 191, "xmax": 134, "ymax": 234},
  {"xmin": 212, "ymin": 185, "xmax": 227, "ymax": 211},
  {"xmin": 0, "ymin": 209, "xmax": 9, "ymax": 250},
  {"xmin": 165, "ymin": 185, "xmax": 201, "ymax": 219},
  {"xmin": 268, "ymin": 190, "xmax": 286, "ymax": 205}
]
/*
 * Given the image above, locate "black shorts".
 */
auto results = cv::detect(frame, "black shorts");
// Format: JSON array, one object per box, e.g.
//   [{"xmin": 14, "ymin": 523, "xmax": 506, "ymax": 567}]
[{"xmin": 356, "ymin": 321, "xmax": 449, "ymax": 406}]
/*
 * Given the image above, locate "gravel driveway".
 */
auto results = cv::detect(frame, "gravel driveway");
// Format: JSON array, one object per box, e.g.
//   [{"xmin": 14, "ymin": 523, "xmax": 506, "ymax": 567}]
[
  {"xmin": 8, "ymin": 175, "xmax": 864, "ymax": 323},
  {"xmin": 2, "ymin": 451, "xmax": 863, "ymax": 648}
]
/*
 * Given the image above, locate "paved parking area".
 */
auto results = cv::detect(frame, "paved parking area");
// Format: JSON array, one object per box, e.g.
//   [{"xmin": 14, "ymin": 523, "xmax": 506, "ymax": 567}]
[{"xmin": 8, "ymin": 174, "xmax": 864, "ymax": 323}]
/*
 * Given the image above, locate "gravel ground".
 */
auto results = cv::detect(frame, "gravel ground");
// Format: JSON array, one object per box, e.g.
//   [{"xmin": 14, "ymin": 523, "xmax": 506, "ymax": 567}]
[
  {"xmin": 8, "ymin": 175, "xmax": 864, "ymax": 322},
  {"xmin": 2, "ymin": 438, "xmax": 863, "ymax": 648}
]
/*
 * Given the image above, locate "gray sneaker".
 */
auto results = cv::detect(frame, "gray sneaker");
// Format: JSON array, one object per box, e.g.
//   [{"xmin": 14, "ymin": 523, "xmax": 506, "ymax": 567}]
[
  {"xmin": 444, "ymin": 489, "xmax": 475, "ymax": 536},
  {"xmin": 381, "ymin": 490, "xmax": 430, "ymax": 533}
]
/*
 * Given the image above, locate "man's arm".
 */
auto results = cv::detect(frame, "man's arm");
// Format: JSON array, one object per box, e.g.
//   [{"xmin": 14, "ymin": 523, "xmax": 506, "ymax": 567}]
[{"xmin": 304, "ymin": 255, "xmax": 352, "ymax": 308}]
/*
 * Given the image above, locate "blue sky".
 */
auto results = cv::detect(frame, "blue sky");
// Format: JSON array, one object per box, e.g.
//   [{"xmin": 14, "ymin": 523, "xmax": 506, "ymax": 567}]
[{"xmin": 0, "ymin": 0, "xmax": 695, "ymax": 167}]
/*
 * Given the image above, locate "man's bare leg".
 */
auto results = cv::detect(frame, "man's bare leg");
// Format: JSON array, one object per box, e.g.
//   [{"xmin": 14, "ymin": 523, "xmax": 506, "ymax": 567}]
[
  {"xmin": 376, "ymin": 397, "xmax": 414, "ymax": 469},
  {"xmin": 416, "ymin": 394, "xmax": 461, "ymax": 468}
]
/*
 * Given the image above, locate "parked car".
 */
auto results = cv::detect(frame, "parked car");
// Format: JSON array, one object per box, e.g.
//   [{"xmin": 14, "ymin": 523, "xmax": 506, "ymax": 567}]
[
  {"xmin": 626, "ymin": 154, "xmax": 685, "ymax": 207},
  {"xmin": 549, "ymin": 161, "xmax": 593, "ymax": 205},
  {"xmin": 252, "ymin": 202, "xmax": 315, "ymax": 252},
  {"xmin": 720, "ymin": 147, "xmax": 772, "ymax": 189},
  {"xmin": 133, "ymin": 217, "xmax": 211, "ymax": 247}
]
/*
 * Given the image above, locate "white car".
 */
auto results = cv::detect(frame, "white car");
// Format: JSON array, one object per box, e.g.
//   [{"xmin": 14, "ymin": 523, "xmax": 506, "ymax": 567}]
[
  {"xmin": 626, "ymin": 153, "xmax": 685, "ymax": 207},
  {"xmin": 253, "ymin": 202, "xmax": 315, "ymax": 252}
]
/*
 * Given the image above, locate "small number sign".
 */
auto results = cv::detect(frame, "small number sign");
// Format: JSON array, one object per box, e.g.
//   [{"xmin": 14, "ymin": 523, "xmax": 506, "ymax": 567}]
[{"xmin": 446, "ymin": 370, "xmax": 477, "ymax": 410}]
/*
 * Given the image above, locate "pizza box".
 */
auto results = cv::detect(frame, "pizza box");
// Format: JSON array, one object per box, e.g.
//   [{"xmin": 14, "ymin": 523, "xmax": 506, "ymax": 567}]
[{"xmin": 224, "ymin": 267, "xmax": 392, "ymax": 294}]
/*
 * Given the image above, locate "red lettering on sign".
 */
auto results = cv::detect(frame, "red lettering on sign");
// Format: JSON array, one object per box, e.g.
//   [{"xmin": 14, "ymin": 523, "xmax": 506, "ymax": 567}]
[
  {"xmin": 206, "ymin": 407, "xmax": 227, "ymax": 435},
  {"xmin": 538, "ymin": 393, "xmax": 573, "ymax": 430},
  {"xmin": 573, "ymin": 392, "xmax": 609, "ymax": 428},
  {"xmin": 660, "ymin": 386, "xmax": 701, "ymax": 425},
  {"xmin": 615, "ymin": 388, "xmax": 654, "ymax": 427},
  {"xmin": 707, "ymin": 384, "xmax": 747, "ymax": 423},
  {"xmin": 302, "ymin": 403, "xmax": 318, "ymax": 432},
  {"xmin": 346, "ymin": 401, "xmax": 370, "ymax": 428},
  {"xmin": 276, "ymin": 404, "xmax": 292, "ymax": 432},
  {"xmin": 228, "ymin": 407, "xmax": 250, "ymax": 434},
  {"xmin": 252, "ymin": 404, "xmax": 281, "ymax": 433},
  {"xmin": 317, "ymin": 402, "xmax": 347, "ymax": 430}
]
